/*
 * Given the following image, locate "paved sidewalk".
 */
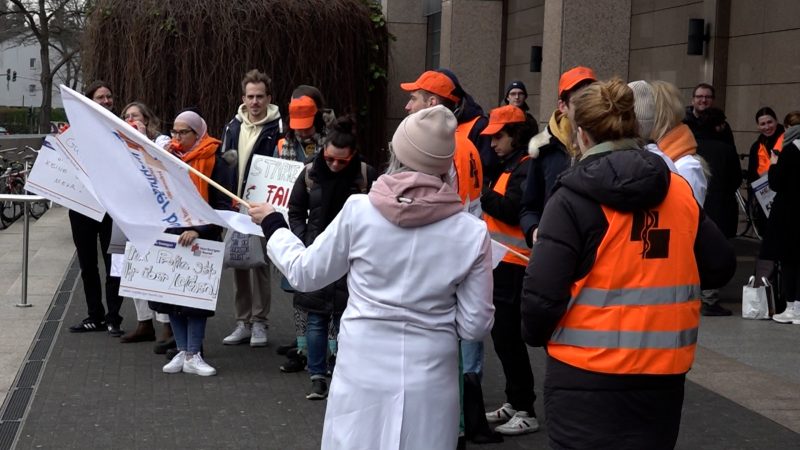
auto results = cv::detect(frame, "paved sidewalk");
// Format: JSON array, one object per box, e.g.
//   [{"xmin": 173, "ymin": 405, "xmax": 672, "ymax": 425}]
[{"xmin": 0, "ymin": 208, "xmax": 798, "ymax": 449}]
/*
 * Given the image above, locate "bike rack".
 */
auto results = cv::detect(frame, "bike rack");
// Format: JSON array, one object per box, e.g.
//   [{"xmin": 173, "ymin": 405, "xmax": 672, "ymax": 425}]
[{"xmin": 0, "ymin": 192, "xmax": 46, "ymax": 308}]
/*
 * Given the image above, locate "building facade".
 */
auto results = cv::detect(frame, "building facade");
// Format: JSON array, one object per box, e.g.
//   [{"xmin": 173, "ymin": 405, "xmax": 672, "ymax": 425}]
[{"xmin": 383, "ymin": 0, "xmax": 800, "ymax": 154}]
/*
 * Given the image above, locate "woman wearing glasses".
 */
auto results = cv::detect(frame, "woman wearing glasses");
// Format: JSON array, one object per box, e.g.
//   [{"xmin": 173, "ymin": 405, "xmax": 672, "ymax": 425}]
[
  {"xmin": 117, "ymin": 102, "xmax": 173, "ymax": 345},
  {"xmin": 286, "ymin": 115, "xmax": 377, "ymax": 399},
  {"xmin": 152, "ymin": 110, "xmax": 225, "ymax": 376}
]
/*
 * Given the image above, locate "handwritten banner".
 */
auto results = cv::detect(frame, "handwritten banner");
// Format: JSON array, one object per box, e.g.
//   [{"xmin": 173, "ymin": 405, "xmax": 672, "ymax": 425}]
[
  {"xmin": 242, "ymin": 155, "xmax": 305, "ymax": 220},
  {"xmin": 118, "ymin": 233, "xmax": 224, "ymax": 311},
  {"xmin": 24, "ymin": 131, "xmax": 106, "ymax": 221}
]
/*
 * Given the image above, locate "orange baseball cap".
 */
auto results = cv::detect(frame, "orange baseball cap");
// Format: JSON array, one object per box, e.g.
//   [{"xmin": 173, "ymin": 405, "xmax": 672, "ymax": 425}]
[
  {"xmin": 288, "ymin": 96, "xmax": 317, "ymax": 130},
  {"xmin": 558, "ymin": 66, "xmax": 597, "ymax": 97},
  {"xmin": 400, "ymin": 71, "xmax": 461, "ymax": 103},
  {"xmin": 481, "ymin": 105, "xmax": 526, "ymax": 135}
]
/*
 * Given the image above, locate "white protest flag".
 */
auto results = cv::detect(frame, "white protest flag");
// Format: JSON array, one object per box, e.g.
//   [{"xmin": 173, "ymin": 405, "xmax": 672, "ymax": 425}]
[
  {"xmin": 24, "ymin": 131, "xmax": 106, "ymax": 221},
  {"xmin": 59, "ymin": 85, "xmax": 262, "ymax": 251}
]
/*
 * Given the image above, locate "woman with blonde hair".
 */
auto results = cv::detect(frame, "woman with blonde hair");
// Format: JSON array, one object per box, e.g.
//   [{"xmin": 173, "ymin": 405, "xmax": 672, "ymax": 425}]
[
  {"xmin": 650, "ymin": 80, "xmax": 707, "ymax": 204},
  {"xmin": 521, "ymin": 78, "xmax": 735, "ymax": 449}
]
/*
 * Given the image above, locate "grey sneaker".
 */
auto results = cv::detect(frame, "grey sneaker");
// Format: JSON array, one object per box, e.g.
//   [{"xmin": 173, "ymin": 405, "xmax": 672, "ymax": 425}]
[
  {"xmin": 223, "ymin": 321, "xmax": 251, "ymax": 345},
  {"xmin": 486, "ymin": 403, "xmax": 516, "ymax": 424},
  {"xmin": 250, "ymin": 322, "xmax": 268, "ymax": 347},
  {"xmin": 306, "ymin": 377, "xmax": 328, "ymax": 400},
  {"xmin": 494, "ymin": 411, "xmax": 539, "ymax": 435}
]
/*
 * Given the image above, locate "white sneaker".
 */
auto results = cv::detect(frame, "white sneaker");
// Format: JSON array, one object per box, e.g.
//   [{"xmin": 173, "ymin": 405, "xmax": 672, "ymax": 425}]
[
  {"xmin": 163, "ymin": 351, "xmax": 186, "ymax": 374},
  {"xmin": 183, "ymin": 353, "xmax": 217, "ymax": 376},
  {"xmin": 494, "ymin": 411, "xmax": 540, "ymax": 435},
  {"xmin": 223, "ymin": 321, "xmax": 251, "ymax": 345},
  {"xmin": 250, "ymin": 322, "xmax": 268, "ymax": 347},
  {"xmin": 486, "ymin": 403, "xmax": 517, "ymax": 424},
  {"xmin": 773, "ymin": 302, "xmax": 800, "ymax": 324}
]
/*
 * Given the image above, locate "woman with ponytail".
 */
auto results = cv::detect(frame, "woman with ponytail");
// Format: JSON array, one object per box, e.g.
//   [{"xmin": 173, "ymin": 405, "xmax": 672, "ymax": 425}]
[{"xmin": 521, "ymin": 78, "xmax": 735, "ymax": 449}]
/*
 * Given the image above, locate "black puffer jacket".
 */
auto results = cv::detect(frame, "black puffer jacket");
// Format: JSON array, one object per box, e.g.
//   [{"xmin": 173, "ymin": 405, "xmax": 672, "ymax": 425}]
[
  {"xmin": 287, "ymin": 153, "xmax": 377, "ymax": 314},
  {"xmin": 481, "ymin": 148, "xmax": 531, "ymax": 227},
  {"xmin": 765, "ymin": 126, "xmax": 800, "ymax": 263},
  {"xmin": 522, "ymin": 147, "xmax": 735, "ymax": 348},
  {"xmin": 695, "ymin": 130, "xmax": 742, "ymax": 238}
]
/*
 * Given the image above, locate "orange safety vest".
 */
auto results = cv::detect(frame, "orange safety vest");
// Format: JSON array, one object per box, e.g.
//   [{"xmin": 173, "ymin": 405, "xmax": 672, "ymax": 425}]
[
  {"xmin": 483, "ymin": 155, "xmax": 531, "ymax": 266},
  {"xmin": 454, "ymin": 118, "xmax": 483, "ymax": 204},
  {"xmin": 756, "ymin": 133, "xmax": 784, "ymax": 176},
  {"xmin": 276, "ymin": 138, "xmax": 285, "ymax": 156},
  {"xmin": 548, "ymin": 172, "xmax": 701, "ymax": 375}
]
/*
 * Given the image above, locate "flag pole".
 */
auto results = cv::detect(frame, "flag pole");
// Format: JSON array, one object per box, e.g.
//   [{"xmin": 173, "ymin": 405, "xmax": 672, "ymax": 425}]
[
  {"xmin": 491, "ymin": 240, "xmax": 530, "ymax": 263},
  {"xmin": 182, "ymin": 163, "xmax": 250, "ymax": 208}
]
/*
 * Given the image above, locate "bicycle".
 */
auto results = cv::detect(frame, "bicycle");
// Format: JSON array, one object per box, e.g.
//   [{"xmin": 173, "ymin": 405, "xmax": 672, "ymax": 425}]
[
  {"xmin": 0, "ymin": 148, "xmax": 49, "ymax": 229},
  {"xmin": 735, "ymin": 154, "xmax": 763, "ymax": 240}
]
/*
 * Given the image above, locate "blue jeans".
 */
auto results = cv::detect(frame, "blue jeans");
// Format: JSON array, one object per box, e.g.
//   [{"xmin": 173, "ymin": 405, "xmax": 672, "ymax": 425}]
[
  {"xmin": 461, "ymin": 339, "xmax": 484, "ymax": 378},
  {"xmin": 169, "ymin": 314, "xmax": 207, "ymax": 354},
  {"xmin": 306, "ymin": 312, "xmax": 340, "ymax": 376}
]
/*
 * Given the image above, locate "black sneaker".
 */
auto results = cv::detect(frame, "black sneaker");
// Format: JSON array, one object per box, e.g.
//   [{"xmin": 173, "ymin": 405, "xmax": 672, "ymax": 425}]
[
  {"xmin": 701, "ymin": 303, "xmax": 732, "ymax": 317},
  {"xmin": 280, "ymin": 349, "xmax": 307, "ymax": 373},
  {"xmin": 326, "ymin": 354, "xmax": 336, "ymax": 377},
  {"xmin": 276, "ymin": 339, "xmax": 297, "ymax": 356},
  {"xmin": 69, "ymin": 318, "xmax": 106, "ymax": 333},
  {"xmin": 107, "ymin": 324, "xmax": 124, "ymax": 337},
  {"xmin": 306, "ymin": 377, "xmax": 328, "ymax": 400}
]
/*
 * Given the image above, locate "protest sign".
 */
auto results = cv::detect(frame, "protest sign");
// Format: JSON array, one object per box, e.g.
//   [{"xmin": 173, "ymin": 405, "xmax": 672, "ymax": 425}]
[
  {"xmin": 59, "ymin": 85, "xmax": 262, "ymax": 252},
  {"xmin": 751, "ymin": 173, "xmax": 775, "ymax": 217},
  {"xmin": 24, "ymin": 132, "xmax": 106, "ymax": 221},
  {"xmin": 118, "ymin": 233, "xmax": 224, "ymax": 311},
  {"xmin": 242, "ymin": 155, "xmax": 304, "ymax": 220}
]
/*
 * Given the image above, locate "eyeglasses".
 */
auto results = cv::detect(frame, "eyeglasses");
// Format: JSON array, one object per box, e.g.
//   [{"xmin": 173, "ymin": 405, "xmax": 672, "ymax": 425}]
[
  {"xmin": 693, "ymin": 95, "xmax": 714, "ymax": 100},
  {"xmin": 508, "ymin": 92, "xmax": 525, "ymax": 97},
  {"xmin": 323, "ymin": 151, "xmax": 354, "ymax": 165},
  {"xmin": 170, "ymin": 128, "xmax": 195, "ymax": 137}
]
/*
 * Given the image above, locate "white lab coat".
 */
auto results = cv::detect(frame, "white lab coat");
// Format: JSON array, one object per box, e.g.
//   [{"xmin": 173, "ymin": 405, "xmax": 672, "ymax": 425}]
[{"xmin": 267, "ymin": 194, "xmax": 495, "ymax": 450}]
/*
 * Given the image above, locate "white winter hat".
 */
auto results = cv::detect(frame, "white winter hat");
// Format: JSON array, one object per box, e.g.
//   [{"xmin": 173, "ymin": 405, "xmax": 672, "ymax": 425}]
[
  {"xmin": 628, "ymin": 80, "xmax": 655, "ymax": 140},
  {"xmin": 391, "ymin": 105, "xmax": 456, "ymax": 176}
]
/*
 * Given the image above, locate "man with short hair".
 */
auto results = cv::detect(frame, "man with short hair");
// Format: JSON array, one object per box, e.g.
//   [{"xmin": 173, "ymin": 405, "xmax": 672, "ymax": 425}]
[
  {"xmin": 401, "ymin": 70, "xmax": 484, "ymax": 217},
  {"xmin": 684, "ymin": 82, "xmax": 734, "ymax": 146},
  {"xmin": 218, "ymin": 69, "xmax": 282, "ymax": 347},
  {"xmin": 519, "ymin": 66, "xmax": 596, "ymax": 247}
]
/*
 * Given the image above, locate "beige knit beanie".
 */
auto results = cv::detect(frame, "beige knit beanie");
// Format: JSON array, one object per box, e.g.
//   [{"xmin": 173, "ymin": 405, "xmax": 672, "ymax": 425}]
[
  {"xmin": 391, "ymin": 105, "xmax": 456, "ymax": 176},
  {"xmin": 628, "ymin": 80, "xmax": 655, "ymax": 140}
]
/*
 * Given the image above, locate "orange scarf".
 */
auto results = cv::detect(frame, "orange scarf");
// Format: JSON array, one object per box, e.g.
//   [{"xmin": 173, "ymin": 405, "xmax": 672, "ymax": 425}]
[
  {"xmin": 657, "ymin": 123, "xmax": 697, "ymax": 162},
  {"xmin": 174, "ymin": 134, "xmax": 219, "ymax": 201}
]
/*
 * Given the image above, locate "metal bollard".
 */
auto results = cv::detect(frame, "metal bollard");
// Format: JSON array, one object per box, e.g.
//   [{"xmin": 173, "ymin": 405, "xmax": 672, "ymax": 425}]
[{"xmin": 18, "ymin": 197, "xmax": 32, "ymax": 308}]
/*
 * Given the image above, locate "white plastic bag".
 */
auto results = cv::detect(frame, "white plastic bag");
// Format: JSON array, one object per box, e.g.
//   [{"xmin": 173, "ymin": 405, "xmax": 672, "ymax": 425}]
[{"xmin": 741, "ymin": 276, "xmax": 771, "ymax": 319}]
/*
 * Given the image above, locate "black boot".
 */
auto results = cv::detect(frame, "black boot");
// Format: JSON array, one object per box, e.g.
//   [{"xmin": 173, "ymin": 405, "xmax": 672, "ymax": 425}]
[{"xmin": 464, "ymin": 372, "xmax": 503, "ymax": 444}]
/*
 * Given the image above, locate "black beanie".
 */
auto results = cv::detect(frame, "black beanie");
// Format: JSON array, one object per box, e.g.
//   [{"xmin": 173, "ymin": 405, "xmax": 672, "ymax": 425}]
[{"xmin": 504, "ymin": 81, "xmax": 528, "ymax": 101}]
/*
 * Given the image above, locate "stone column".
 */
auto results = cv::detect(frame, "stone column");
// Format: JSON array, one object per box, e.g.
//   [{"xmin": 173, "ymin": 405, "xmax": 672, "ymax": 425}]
[
  {"xmin": 439, "ymin": 0, "xmax": 504, "ymax": 112},
  {"xmin": 539, "ymin": 0, "xmax": 632, "ymax": 122}
]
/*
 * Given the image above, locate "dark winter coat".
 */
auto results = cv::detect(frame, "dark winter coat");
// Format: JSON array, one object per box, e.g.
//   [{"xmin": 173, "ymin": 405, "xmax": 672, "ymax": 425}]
[
  {"xmin": 519, "ymin": 127, "xmax": 571, "ymax": 246},
  {"xmin": 520, "ymin": 145, "xmax": 736, "ymax": 449},
  {"xmin": 695, "ymin": 131, "xmax": 742, "ymax": 238},
  {"xmin": 765, "ymin": 131, "xmax": 800, "ymax": 263},
  {"xmin": 684, "ymin": 105, "xmax": 735, "ymax": 147},
  {"xmin": 288, "ymin": 153, "xmax": 377, "ymax": 314},
  {"xmin": 481, "ymin": 148, "xmax": 531, "ymax": 228},
  {"xmin": 217, "ymin": 115, "xmax": 281, "ymax": 203}
]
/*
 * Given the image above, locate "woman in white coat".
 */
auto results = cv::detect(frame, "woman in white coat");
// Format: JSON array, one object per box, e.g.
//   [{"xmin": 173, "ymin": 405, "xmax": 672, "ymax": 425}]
[{"xmin": 249, "ymin": 105, "xmax": 495, "ymax": 449}]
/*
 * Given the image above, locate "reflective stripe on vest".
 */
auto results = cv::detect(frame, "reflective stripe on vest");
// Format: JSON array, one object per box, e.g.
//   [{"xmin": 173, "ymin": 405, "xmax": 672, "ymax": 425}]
[
  {"xmin": 454, "ymin": 119, "xmax": 483, "ymax": 204},
  {"xmin": 548, "ymin": 172, "xmax": 701, "ymax": 375},
  {"xmin": 757, "ymin": 132, "xmax": 784, "ymax": 176},
  {"xmin": 484, "ymin": 155, "xmax": 530, "ymax": 266}
]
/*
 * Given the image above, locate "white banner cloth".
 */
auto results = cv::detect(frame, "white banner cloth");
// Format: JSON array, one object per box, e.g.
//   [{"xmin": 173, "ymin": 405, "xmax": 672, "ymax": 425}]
[{"xmin": 59, "ymin": 85, "xmax": 261, "ymax": 251}]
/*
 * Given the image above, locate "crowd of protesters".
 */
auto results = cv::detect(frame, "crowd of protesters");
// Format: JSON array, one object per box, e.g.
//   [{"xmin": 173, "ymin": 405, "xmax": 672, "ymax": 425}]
[{"xmin": 68, "ymin": 64, "xmax": 800, "ymax": 449}]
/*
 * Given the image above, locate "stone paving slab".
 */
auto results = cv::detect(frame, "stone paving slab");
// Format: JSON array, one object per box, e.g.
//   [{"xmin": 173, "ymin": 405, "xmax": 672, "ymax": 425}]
[{"xmin": 9, "ymin": 266, "xmax": 799, "ymax": 449}]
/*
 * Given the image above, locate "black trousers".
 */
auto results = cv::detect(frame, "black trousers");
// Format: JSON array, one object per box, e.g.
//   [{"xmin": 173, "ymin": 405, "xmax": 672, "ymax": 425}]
[
  {"xmin": 490, "ymin": 262, "xmax": 535, "ymax": 413},
  {"xmin": 68, "ymin": 210, "xmax": 123, "ymax": 326}
]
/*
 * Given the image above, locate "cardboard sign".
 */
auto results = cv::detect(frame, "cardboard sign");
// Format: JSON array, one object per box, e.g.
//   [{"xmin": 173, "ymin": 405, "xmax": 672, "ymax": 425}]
[
  {"xmin": 751, "ymin": 173, "xmax": 775, "ymax": 218},
  {"xmin": 118, "ymin": 233, "xmax": 224, "ymax": 311},
  {"xmin": 24, "ymin": 132, "xmax": 106, "ymax": 221},
  {"xmin": 242, "ymin": 155, "xmax": 305, "ymax": 220}
]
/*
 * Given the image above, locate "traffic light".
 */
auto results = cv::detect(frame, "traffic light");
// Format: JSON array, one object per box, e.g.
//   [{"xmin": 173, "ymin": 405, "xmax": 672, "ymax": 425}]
[
  {"xmin": 5, "ymin": 69, "xmax": 9, "ymax": 81},
  {"xmin": 11, "ymin": 71, "xmax": 16, "ymax": 82}
]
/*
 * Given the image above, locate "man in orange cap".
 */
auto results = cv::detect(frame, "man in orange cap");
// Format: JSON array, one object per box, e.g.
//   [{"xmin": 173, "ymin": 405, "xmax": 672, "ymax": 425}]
[
  {"xmin": 401, "ymin": 70, "xmax": 484, "ymax": 217},
  {"xmin": 480, "ymin": 105, "xmax": 540, "ymax": 437},
  {"xmin": 274, "ymin": 94, "xmax": 323, "ymax": 162},
  {"xmin": 520, "ymin": 66, "xmax": 596, "ymax": 247}
]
